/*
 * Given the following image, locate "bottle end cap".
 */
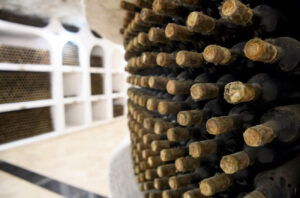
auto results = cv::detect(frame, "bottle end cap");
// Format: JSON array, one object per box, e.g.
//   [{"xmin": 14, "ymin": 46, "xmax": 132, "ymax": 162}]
[
  {"xmin": 220, "ymin": 155, "xmax": 240, "ymax": 174},
  {"xmin": 243, "ymin": 190, "xmax": 266, "ymax": 198},
  {"xmin": 158, "ymin": 101, "xmax": 169, "ymax": 115},
  {"xmin": 199, "ymin": 180, "xmax": 215, "ymax": 196},
  {"xmin": 177, "ymin": 111, "xmax": 191, "ymax": 126},
  {"xmin": 189, "ymin": 142, "xmax": 203, "ymax": 158},
  {"xmin": 243, "ymin": 125, "xmax": 275, "ymax": 147},
  {"xmin": 206, "ymin": 118, "xmax": 222, "ymax": 135},
  {"xmin": 244, "ymin": 38, "xmax": 266, "ymax": 61},
  {"xmin": 157, "ymin": 53, "xmax": 168, "ymax": 66},
  {"xmin": 166, "ymin": 80, "xmax": 177, "ymax": 95},
  {"xmin": 224, "ymin": 81, "xmax": 248, "ymax": 104}
]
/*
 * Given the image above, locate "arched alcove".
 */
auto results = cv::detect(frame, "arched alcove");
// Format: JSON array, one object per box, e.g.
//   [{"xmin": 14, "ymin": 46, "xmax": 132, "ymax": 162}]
[
  {"xmin": 90, "ymin": 45, "xmax": 103, "ymax": 68},
  {"xmin": 62, "ymin": 41, "xmax": 80, "ymax": 66}
]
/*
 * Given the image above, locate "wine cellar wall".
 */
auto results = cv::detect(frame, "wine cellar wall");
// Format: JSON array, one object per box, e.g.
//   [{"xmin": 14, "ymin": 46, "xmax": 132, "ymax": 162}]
[
  {"xmin": 0, "ymin": 14, "xmax": 127, "ymax": 150},
  {"xmin": 121, "ymin": 0, "xmax": 300, "ymax": 198}
]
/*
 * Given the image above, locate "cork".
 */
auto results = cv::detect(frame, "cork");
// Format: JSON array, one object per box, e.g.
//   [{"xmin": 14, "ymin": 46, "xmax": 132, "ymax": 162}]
[
  {"xmin": 169, "ymin": 174, "xmax": 193, "ymax": 189},
  {"xmin": 167, "ymin": 80, "xmax": 193, "ymax": 95},
  {"xmin": 160, "ymin": 148, "xmax": 186, "ymax": 161},
  {"xmin": 156, "ymin": 53, "xmax": 177, "ymax": 67},
  {"xmin": 141, "ymin": 76, "xmax": 150, "ymax": 87},
  {"xmin": 157, "ymin": 164, "xmax": 177, "ymax": 177},
  {"xmin": 158, "ymin": 101, "xmax": 182, "ymax": 115},
  {"xmin": 184, "ymin": 189, "xmax": 209, "ymax": 198},
  {"xmin": 137, "ymin": 172, "xmax": 146, "ymax": 183},
  {"xmin": 148, "ymin": 27, "xmax": 169, "ymax": 43},
  {"xmin": 167, "ymin": 127, "xmax": 190, "ymax": 142},
  {"xmin": 243, "ymin": 124, "xmax": 276, "ymax": 147},
  {"xmin": 189, "ymin": 139, "xmax": 218, "ymax": 158},
  {"xmin": 138, "ymin": 32, "xmax": 153, "ymax": 46},
  {"xmin": 175, "ymin": 156, "xmax": 201, "ymax": 172},
  {"xmin": 153, "ymin": 0, "xmax": 181, "ymax": 16},
  {"xmin": 221, "ymin": 0, "xmax": 253, "ymax": 26},
  {"xmin": 220, "ymin": 151, "xmax": 251, "ymax": 174},
  {"xmin": 141, "ymin": 8, "xmax": 170, "ymax": 25},
  {"xmin": 165, "ymin": 23, "xmax": 194, "ymax": 41},
  {"xmin": 154, "ymin": 177, "xmax": 170, "ymax": 190},
  {"xmin": 143, "ymin": 149, "xmax": 160, "ymax": 159},
  {"xmin": 143, "ymin": 133, "xmax": 162, "ymax": 144},
  {"xmin": 146, "ymin": 169, "xmax": 159, "ymax": 180},
  {"xmin": 190, "ymin": 83, "xmax": 219, "ymax": 101},
  {"xmin": 203, "ymin": 45, "xmax": 232, "ymax": 65},
  {"xmin": 149, "ymin": 76, "xmax": 169, "ymax": 90},
  {"xmin": 187, "ymin": 12, "xmax": 216, "ymax": 33},
  {"xmin": 154, "ymin": 120, "xmax": 173, "ymax": 134},
  {"xmin": 199, "ymin": 173, "xmax": 232, "ymax": 196},
  {"xmin": 147, "ymin": 98, "xmax": 161, "ymax": 111},
  {"xmin": 224, "ymin": 81, "xmax": 258, "ymax": 104},
  {"xmin": 206, "ymin": 116, "xmax": 236, "ymax": 135},
  {"xmin": 148, "ymin": 156, "xmax": 164, "ymax": 167},
  {"xmin": 143, "ymin": 181, "xmax": 155, "ymax": 191},
  {"xmin": 151, "ymin": 140, "xmax": 171, "ymax": 151},
  {"xmin": 177, "ymin": 110, "xmax": 205, "ymax": 126},
  {"xmin": 176, "ymin": 51, "xmax": 204, "ymax": 68},
  {"xmin": 244, "ymin": 38, "xmax": 281, "ymax": 63}
]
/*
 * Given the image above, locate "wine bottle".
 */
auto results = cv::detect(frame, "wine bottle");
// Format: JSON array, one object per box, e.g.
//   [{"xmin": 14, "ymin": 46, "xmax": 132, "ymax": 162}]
[
  {"xmin": 189, "ymin": 133, "xmax": 242, "ymax": 158},
  {"xmin": 167, "ymin": 73, "xmax": 212, "ymax": 95},
  {"xmin": 175, "ymin": 155, "xmax": 219, "ymax": 173},
  {"xmin": 183, "ymin": 188, "xmax": 209, "ymax": 198},
  {"xmin": 224, "ymin": 73, "xmax": 299, "ymax": 104},
  {"xmin": 206, "ymin": 103, "xmax": 258, "ymax": 135},
  {"xmin": 220, "ymin": 0, "xmax": 287, "ymax": 37},
  {"xmin": 175, "ymin": 50, "xmax": 205, "ymax": 68},
  {"xmin": 166, "ymin": 125, "xmax": 209, "ymax": 142},
  {"xmin": 242, "ymin": 155, "xmax": 300, "ymax": 198},
  {"xmin": 191, "ymin": 74, "xmax": 236, "ymax": 101},
  {"xmin": 152, "ymin": 0, "xmax": 191, "ymax": 18},
  {"xmin": 244, "ymin": 37, "xmax": 300, "ymax": 74},
  {"xmin": 160, "ymin": 147, "xmax": 189, "ymax": 162},
  {"xmin": 120, "ymin": 0, "xmax": 140, "ymax": 12},
  {"xmin": 199, "ymin": 169, "xmax": 254, "ymax": 196},
  {"xmin": 177, "ymin": 99, "xmax": 231, "ymax": 126},
  {"xmin": 169, "ymin": 166, "xmax": 215, "ymax": 189},
  {"xmin": 157, "ymin": 163, "xmax": 177, "ymax": 177},
  {"xmin": 141, "ymin": 8, "xmax": 172, "ymax": 25},
  {"xmin": 243, "ymin": 104, "xmax": 300, "ymax": 147},
  {"xmin": 220, "ymin": 142, "xmax": 300, "ymax": 174},
  {"xmin": 162, "ymin": 187, "xmax": 194, "ymax": 198},
  {"xmin": 154, "ymin": 177, "xmax": 170, "ymax": 190}
]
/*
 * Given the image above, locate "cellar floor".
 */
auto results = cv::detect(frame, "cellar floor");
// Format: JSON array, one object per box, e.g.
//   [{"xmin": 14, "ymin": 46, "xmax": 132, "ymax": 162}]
[{"xmin": 0, "ymin": 118, "xmax": 128, "ymax": 198}]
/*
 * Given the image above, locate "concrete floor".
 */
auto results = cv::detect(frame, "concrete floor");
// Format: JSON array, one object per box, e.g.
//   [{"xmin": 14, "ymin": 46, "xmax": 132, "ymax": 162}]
[{"xmin": 0, "ymin": 118, "xmax": 128, "ymax": 197}]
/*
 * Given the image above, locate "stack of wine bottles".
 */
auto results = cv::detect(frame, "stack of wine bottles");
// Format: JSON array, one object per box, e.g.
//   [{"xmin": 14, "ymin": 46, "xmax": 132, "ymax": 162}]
[
  {"xmin": 0, "ymin": 44, "xmax": 50, "ymax": 65},
  {"xmin": 62, "ymin": 42, "xmax": 80, "ymax": 66},
  {"xmin": 90, "ymin": 54, "xmax": 103, "ymax": 68},
  {"xmin": 121, "ymin": 0, "xmax": 300, "ymax": 197},
  {"xmin": 0, "ymin": 71, "xmax": 51, "ymax": 104},
  {"xmin": 0, "ymin": 107, "xmax": 53, "ymax": 144},
  {"xmin": 91, "ymin": 73, "xmax": 104, "ymax": 95}
]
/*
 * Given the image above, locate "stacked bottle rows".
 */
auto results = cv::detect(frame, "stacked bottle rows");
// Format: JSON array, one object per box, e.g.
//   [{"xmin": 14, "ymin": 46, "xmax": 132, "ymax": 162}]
[
  {"xmin": 0, "ymin": 71, "xmax": 51, "ymax": 104},
  {"xmin": 0, "ymin": 44, "xmax": 50, "ymax": 65},
  {"xmin": 121, "ymin": 0, "xmax": 300, "ymax": 198},
  {"xmin": 0, "ymin": 107, "xmax": 53, "ymax": 144},
  {"xmin": 91, "ymin": 73, "xmax": 104, "ymax": 95}
]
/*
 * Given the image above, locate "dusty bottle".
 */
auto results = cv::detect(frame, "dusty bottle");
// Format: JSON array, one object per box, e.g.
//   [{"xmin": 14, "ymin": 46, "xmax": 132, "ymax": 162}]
[
  {"xmin": 243, "ymin": 104, "xmax": 300, "ymax": 147},
  {"xmin": 244, "ymin": 37, "xmax": 300, "ymax": 74}
]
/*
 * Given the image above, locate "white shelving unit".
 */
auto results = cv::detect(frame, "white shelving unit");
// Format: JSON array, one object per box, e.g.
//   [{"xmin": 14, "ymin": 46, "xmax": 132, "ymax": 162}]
[{"xmin": 0, "ymin": 18, "xmax": 128, "ymax": 150}]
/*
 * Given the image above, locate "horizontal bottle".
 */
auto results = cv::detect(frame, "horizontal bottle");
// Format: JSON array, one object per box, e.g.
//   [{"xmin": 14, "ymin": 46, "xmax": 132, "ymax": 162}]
[
  {"xmin": 244, "ymin": 37, "xmax": 300, "ymax": 74},
  {"xmin": 143, "ymin": 133, "xmax": 166, "ymax": 144},
  {"xmin": 220, "ymin": 143, "xmax": 300, "ymax": 174},
  {"xmin": 148, "ymin": 76, "xmax": 171, "ymax": 90},
  {"xmin": 165, "ymin": 23, "xmax": 195, "ymax": 42},
  {"xmin": 183, "ymin": 189, "xmax": 209, "ymax": 198},
  {"xmin": 143, "ymin": 181, "xmax": 155, "ymax": 191},
  {"xmin": 154, "ymin": 119, "xmax": 175, "ymax": 134},
  {"xmin": 140, "ymin": 8, "xmax": 172, "ymax": 25},
  {"xmin": 156, "ymin": 52, "xmax": 178, "ymax": 68},
  {"xmin": 243, "ymin": 104, "xmax": 300, "ymax": 147},
  {"xmin": 160, "ymin": 147, "xmax": 189, "ymax": 162},
  {"xmin": 154, "ymin": 177, "xmax": 170, "ymax": 190},
  {"xmin": 120, "ymin": 0, "xmax": 140, "ymax": 12},
  {"xmin": 177, "ymin": 99, "xmax": 231, "ymax": 126},
  {"xmin": 243, "ymin": 155, "xmax": 300, "ymax": 198},
  {"xmin": 137, "ymin": 172, "xmax": 146, "ymax": 183},
  {"xmin": 145, "ymin": 169, "xmax": 159, "ymax": 180},
  {"xmin": 199, "ymin": 169, "xmax": 254, "ymax": 196},
  {"xmin": 148, "ymin": 156, "xmax": 164, "ymax": 168},
  {"xmin": 142, "ymin": 149, "xmax": 160, "ymax": 159},
  {"xmin": 191, "ymin": 74, "xmax": 236, "ymax": 101},
  {"xmin": 145, "ymin": 190, "xmax": 163, "ymax": 198},
  {"xmin": 162, "ymin": 187, "xmax": 194, "ymax": 198},
  {"xmin": 152, "ymin": 0, "xmax": 191, "ymax": 18},
  {"xmin": 151, "ymin": 140, "xmax": 178, "ymax": 152},
  {"xmin": 157, "ymin": 164, "xmax": 177, "ymax": 177},
  {"xmin": 144, "ymin": 117, "xmax": 164, "ymax": 130},
  {"xmin": 167, "ymin": 73, "xmax": 212, "ymax": 95},
  {"xmin": 166, "ymin": 125, "xmax": 209, "ymax": 142},
  {"xmin": 206, "ymin": 103, "xmax": 258, "ymax": 135},
  {"xmin": 175, "ymin": 156, "xmax": 213, "ymax": 172},
  {"xmin": 175, "ymin": 50, "xmax": 204, "ymax": 68},
  {"xmin": 220, "ymin": 0, "xmax": 287, "ymax": 36},
  {"xmin": 189, "ymin": 133, "xmax": 242, "ymax": 158},
  {"xmin": 224, "ymin": 73, "xmax": 298, "ymax": 104},
  {"xmin": 148, "ymin": 27, "xmax": 170, "ymax": 44},
  {"xmin": 169, "ymin": 167, "xmax": 214, "ymax": 189}
]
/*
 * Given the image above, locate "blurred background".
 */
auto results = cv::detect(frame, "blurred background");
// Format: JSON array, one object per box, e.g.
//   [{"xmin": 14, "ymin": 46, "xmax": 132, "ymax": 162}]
[{"xmin": 0, "ymin": 0, "xmax": 132, "ymax": 197}]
